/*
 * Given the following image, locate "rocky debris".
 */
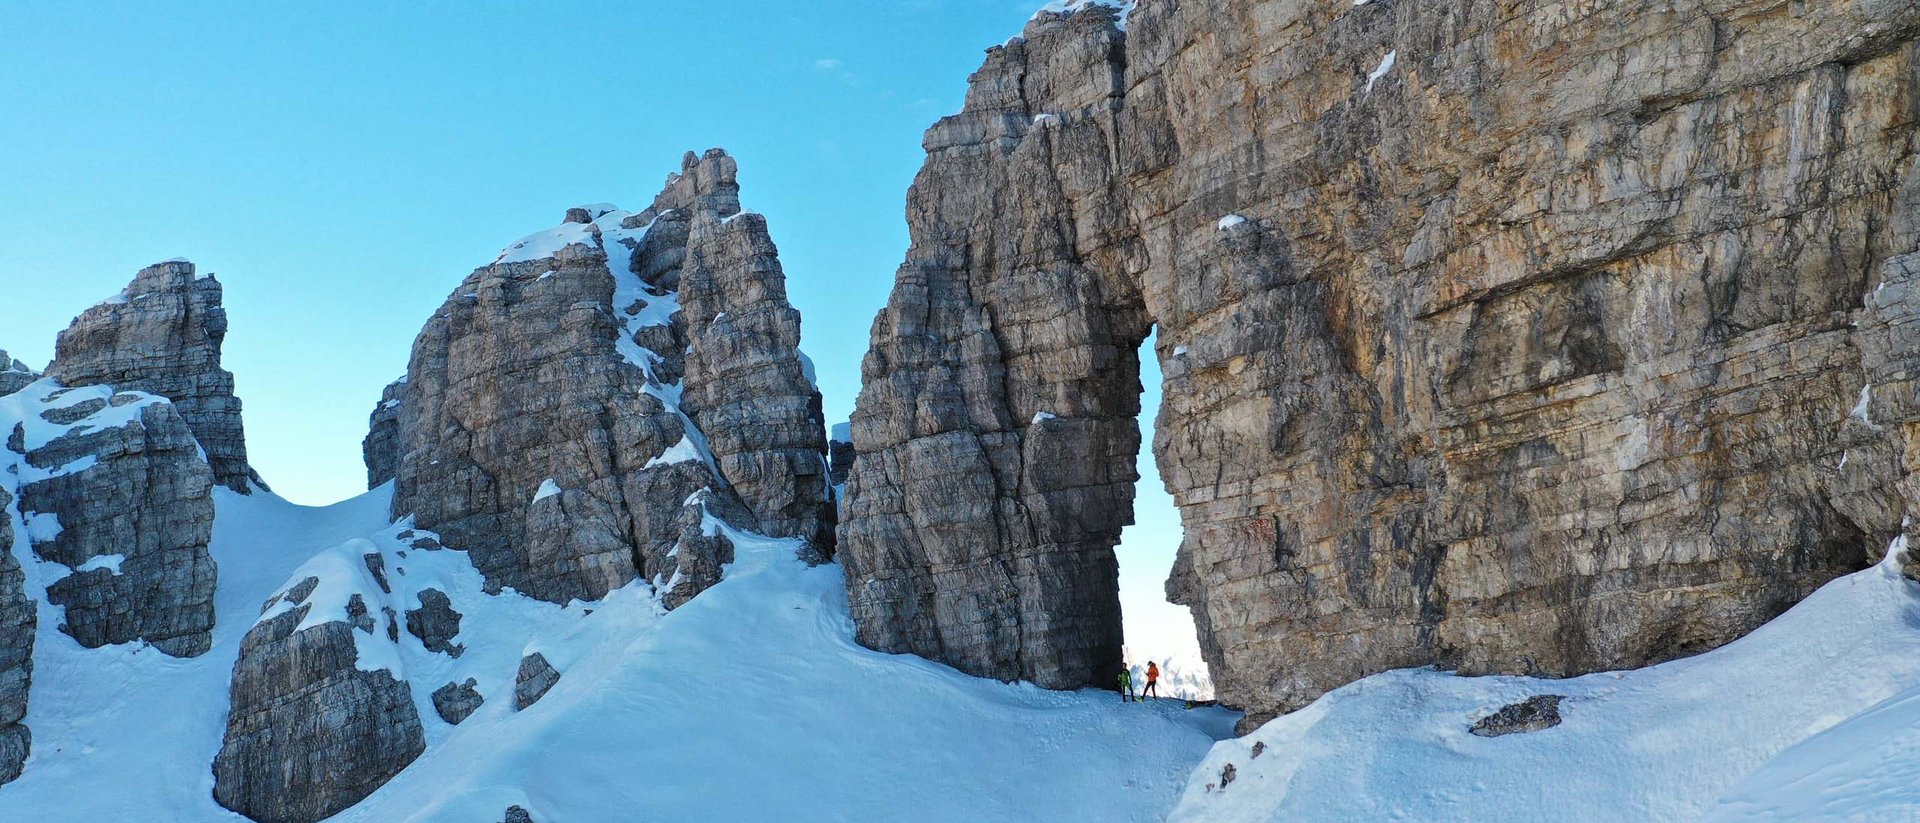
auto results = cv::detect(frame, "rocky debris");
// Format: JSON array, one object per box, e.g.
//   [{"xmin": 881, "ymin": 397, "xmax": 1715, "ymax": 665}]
[
  {"xmin": 1249, "ymin": 741, "xmax": 1265, "ymax": 760},
  {"xmin": 0, "ymin": 486, "xmax": 34, "ymax": 786},
  {"xmin": 0, "ymin": 351, "xmax": 36, "ymax": 396},
  {"xmin": 362, "ymin": 377, "xmax": 405, "ymax": 488},
  {"xmin": 841, "ymin": 0, "xmax": 1920, "ymax": 726},
  {"xmin": 8, "ymin": 382, "xmax": 217, "ymax": 657},
  {"xmin": 405, "ymin": 588, "xmax": 464, "ymax": 657},
  {"xmin": 45, "ymin": 260, "xmax": 264, "ymax": 493},
  {"xmin": 514, "ymin": 652, "xmax": 561, "ymax": 710},
  {"xmin": 1218, "ymin": 763, "xmax": 1236, "ymax": 789},
  {"xmin": 214, "ymin": 550, "xmax": 424, "ymax": 823},
  {"xmin": 431, "ymin": 678, "xmax": 484, "ymax": 725},
  {"xmin": 1470, "ymin": 696, "xmax": 1567, "ymax": 738},
  {"xmin": 383, "ymin": 149, "xmax": 828, "ymax": 608},
  {"xmin": 502, "ymin": 805, "xmax": 535, "ymax": 823}
]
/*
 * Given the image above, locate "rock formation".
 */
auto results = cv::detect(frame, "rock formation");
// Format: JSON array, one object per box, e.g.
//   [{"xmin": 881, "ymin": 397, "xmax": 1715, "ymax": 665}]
[
  {"xmin": 513, "ymin": 652, "xmax": 560, "ymax": 710},
  {"xmin": 7, "ymin": 382, "xmax": 217, "ymax": 657},
  {"xmin": 362, "ymin": 377, "xmax": 404, "ymax": 488},
  {"xmin": 431, "ymin": 678, "xmax": 483, "ymax": 725},
  {"xmin": 840, "ymin": 0, "xmax": 1920, "ymax": 726},
  {"xmin": 0, "ymin": 486, "xmax": 33, "ymax": 786},
  {"xmin": 380, "ymin": 149, "xmax": 830, "ymax": 607},
  {"xmin": 214, "ymin": 550, "xmax": 425, "ymax": 823},
  {"xmin": 0, "ymin": 351, "xmax": 35, "ymax": 396},
  {"xmin": 46, "ymin": 260, "xmax": 264, "ymax": 493}
]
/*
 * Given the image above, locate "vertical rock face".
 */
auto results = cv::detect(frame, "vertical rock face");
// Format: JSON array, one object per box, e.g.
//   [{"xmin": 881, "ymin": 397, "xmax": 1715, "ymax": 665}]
[
  {"xmin": 45, "ymin": 260, "xmax": 264, "ymax": 493},
  {"xmin": 6, "ymin": 382, "xmax": 218, "ymax": 657},
  {"xmin": 362, "ymin": 377, "xmax": 405, "ymax": 488},
  {"xmin": 382, "ymin": 149, "xmax": 829, "ymax": 607},
  {"xmin": 0, "ymin": 486, "xmax": 33, "ymax": 786},
  {"xmin": 842, "ymin": 0, "xmax": 1920, "ymax": 724}
]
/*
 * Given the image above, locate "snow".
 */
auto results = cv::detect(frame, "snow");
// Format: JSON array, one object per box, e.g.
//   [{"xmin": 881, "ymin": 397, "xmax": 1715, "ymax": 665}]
[
  {"xmin": 0, "ymin": 380, "xmax": 166, "ymax": 482},
  {"xmin": 74, "ymin": 553, "xmax": 125, "ymax": 574},
  {"xmin": 1217, "ymin": 214, "xmax": 1247, "ymax": 230},
  {"xmin": 1365, "ymin": 50, "xmax": 1397, "ymax": 93},
  {"xmin": 381, "ymin": 399, "xmax": 401, "ymax": 410},
  {"xmin": 255, "ymin": 539, "xmax": 406, "ymax": 676},
  {"xmin": 1852, "ymin": 383, "xmax": 1875, "ymax": 425},
  {"xmin": 1166, "ymin": 536, "xmax": 1920, "ymax": 823},
  {"xmin": 532, "ymin": 479, "xmax": 562, "ymax": 503},
  {"xmin": 1033, "ymin": 113, "xmax": 1059, "ymax": 125},
  {"xmin": 0, "ymin": 467, "xmax": 1238, "ymax": 821},
  {"xmin": 642, "ymin": 436, "xmax": 704, "ymax": 469},
  {"xmin": 1036, "ymin": 0, "xmax": 1135, "ymax": 29},
  {"xmin": 1032, "ymin": 411, "xmax": 1058, "ymax": 424},
  {"xmin": 1173, "ymin": 345, "xmax": 1189, "ymax": 357},
  {"xmin": 492, "ymin": 221, "xmax": 598, "ymax": 265}
]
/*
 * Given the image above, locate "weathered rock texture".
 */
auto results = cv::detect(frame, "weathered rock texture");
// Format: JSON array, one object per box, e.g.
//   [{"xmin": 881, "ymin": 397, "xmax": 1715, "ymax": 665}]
[
  {"xmin": 0, "ymin": 351, "xmax": 36, "ymax": 396},
  {"xmin": 841, "ymin": 0, "xmax": 1920, "ymax": 725},
  {"xmin": 214, "ymin": 571, "xmax": 425, "ymax": 823},
  {"xmin": 46, "ymin": 260, "xmax": 264, "ymax": 493},
  {"xmin": 1470, "ymin": 694, "xmax": 1565, "ymax": 738},
  {"xmin": 513, "ymin": 652, "xmax": 560, "ymax": 710},
  {"xmin": 363, "ymin": 377, "xmax": 405, "ymax": 488},
  {"xmin": 381, "ymin": 149, "xmax": 830, "ymax": 607},
  {"xmin": 10, "ymin": 385, "xmax": 217, "ymax": 657},
  {"xmin": 0, "ymin": 486, "xmax": 33, "ymax": 786},
  {"xmin": 431, "ymin": 678, "xmax": 483, "ymax": 725}
]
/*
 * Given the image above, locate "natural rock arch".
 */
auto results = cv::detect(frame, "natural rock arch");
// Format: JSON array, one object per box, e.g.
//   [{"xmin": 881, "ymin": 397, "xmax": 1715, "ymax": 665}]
[{"xmin": 840, "ymin": 0, "xmax": 1920, "ymax": 729}]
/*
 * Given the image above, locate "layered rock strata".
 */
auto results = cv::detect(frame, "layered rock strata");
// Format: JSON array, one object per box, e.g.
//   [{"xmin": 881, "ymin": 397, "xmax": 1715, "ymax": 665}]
[
  {"xmin": 381, "ymin": 149, "xmax": 830, "ymax": 607},
  {"xmin": 46, "ymin": 260, "xmax": 264, "ymax": 493},
  {"xmin": 0, "ymin": 351, "xmax": 35, "ymax": 396},
  {"xmin": 0, "ymin": 486, "xmax": 33, "ymax": 785},
  {"xmin": 841, "ymin": 0, "xmax": 1920, "ymax": 725},
  {"xmin": 214, "ymin": 548, "xmax": 425, "ymax": 823},
  {"xmin": 6, "ymin": 382, "xmax": 217, "ymax": 657}
]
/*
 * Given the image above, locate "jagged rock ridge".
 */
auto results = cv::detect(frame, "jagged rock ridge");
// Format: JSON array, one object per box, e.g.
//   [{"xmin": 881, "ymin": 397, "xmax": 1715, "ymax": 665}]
[
  {"xmin": 46, "ymin": 260, "xmax": 265, "ymax": 493},
  {"xmin": 381, "ymin": 148, "xmax": 831, "ymax": 607},
  {"xmin": 840, "ymin": 0, "xmax": 1920, "ymax": 727}
]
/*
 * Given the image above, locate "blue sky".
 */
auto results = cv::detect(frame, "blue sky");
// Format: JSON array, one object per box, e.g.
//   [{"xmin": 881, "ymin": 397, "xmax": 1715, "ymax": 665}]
[{"xmin": 0, "ymin": 1, "xmax": 1197, "ymax": 661}]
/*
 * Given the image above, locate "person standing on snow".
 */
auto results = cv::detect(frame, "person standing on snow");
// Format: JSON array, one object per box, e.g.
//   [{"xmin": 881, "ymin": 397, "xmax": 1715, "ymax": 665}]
[
  {"xmin": 1118, "ymin": 668, "xmax": 1135, "ymax": 703},
  {"xmin": 1142, "ymin": 661, "xmax": 1161, "ymax": 700}
]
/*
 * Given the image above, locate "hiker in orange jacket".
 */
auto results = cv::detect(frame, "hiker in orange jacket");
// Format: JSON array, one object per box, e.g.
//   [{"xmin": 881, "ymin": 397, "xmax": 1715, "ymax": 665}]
[{"xmin": 1141, "ymin": 661, "xmax": 1161, "ymax": 699}]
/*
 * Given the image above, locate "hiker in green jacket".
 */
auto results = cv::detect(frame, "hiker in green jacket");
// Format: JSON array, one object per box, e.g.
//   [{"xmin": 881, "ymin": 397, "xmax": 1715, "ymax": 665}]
[{"xmin": 1118, "ymin": 668, "xmax": 1135, "ymax": 703}]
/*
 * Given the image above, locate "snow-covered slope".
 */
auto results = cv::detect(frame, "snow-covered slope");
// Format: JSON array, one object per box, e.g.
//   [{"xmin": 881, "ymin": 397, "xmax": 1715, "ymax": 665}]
[
  {"xmin": 1166, "ymin": 541, "xmax": 1920, "ymax": 823},
  {"xmin": 2, "ymin": 482, "xmax": 1234, "ymax": 822}
]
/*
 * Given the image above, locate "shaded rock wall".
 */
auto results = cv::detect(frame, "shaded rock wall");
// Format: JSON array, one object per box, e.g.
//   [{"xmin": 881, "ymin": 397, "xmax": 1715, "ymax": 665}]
[
  {"xmin": 8, "ymin": 383, "xmax": 217, "ymax": 657},
  {"xmin": 0, "ymin": 351, "xmax": 35, "ymax": 396},
  {"xmin": 362, "ymin": 377, "xmax": 405, "ymax": 488},
  {"xmin": 45, "ymin": 260, "xmax": 264, "ymax": 493},
  {"xmin": 841, "ymin": 0, "xmax": 1920, "ymax": 724},
  {"xmin": 382, "ymin": 150, "xmax": 829, "ymax": 607}
]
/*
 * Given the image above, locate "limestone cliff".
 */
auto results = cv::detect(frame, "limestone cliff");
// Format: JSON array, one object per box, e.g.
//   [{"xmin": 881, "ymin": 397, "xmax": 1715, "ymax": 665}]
[
  {"xmin": 46, "ymin": 260, "xmax": 264, "ymax": 493},
  {"xmin": 381, "ymin": 149, "xmax": 831, "ymax": 607},
  {"xmin": 6, "ymin": 381, "xmax": 217, "ymax": 657},
  {"xmin": 840, "ymin": 0, "xmax": 1920, "ymax": 726}
]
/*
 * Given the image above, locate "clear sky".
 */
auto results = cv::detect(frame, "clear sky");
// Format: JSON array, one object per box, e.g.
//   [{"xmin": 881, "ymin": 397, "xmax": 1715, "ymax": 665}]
[{"xmin": 0, "ymin": 1, "xmax": 1199, "ymax": 663}]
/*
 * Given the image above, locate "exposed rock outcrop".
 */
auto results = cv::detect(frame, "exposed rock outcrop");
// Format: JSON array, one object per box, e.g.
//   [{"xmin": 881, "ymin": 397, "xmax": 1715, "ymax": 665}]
[
  {"xmin": 7, "ymin": 382, "xmax": 217, "ymax": 657},
  {"xmin": 381, "ymin": 149, "xmax": 829, "ymax": 607},
  {"xmin": 0, "ymin": 351, "xmax": 36, "ymax": 396},
  {"xmin": 841, "ymin": 0, "xmax": 1920, "ymax": 725},
  {"xmin": 431, "ymin": 678, "xmax": 484, "ymax": 725},
  {"xmin": 214, "ymin": 551, "xmax": 424, "ymax": 823},
  {"xmin": 1470, "ymin": 695, "xmax": 1566, "ymax": 738},
  {"xmin": 514, "ymin": 652, "xmax": 560, "ymax": 710},
  {"xmin": 45, "ymin": 260, "xmax": 264, "ymax": 493},
  {"xmin": 405, "ymin": 587, "xmax": 463, "ymax": 657},
  {"xmin": 0, "ymin": 486, "xmax": 33, "ymax": 786},
  {"xmin": 362, "ymin": 377, "xmax": 405, "ymax": 488}
]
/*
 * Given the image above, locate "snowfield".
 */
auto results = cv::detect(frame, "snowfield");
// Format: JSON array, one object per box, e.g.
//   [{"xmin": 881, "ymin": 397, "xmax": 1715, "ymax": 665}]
[
  {"xmin": 1168, "ymin": 539, "xmax": 1920, "ymax": 823},
  {"xmin": 2, "ymin": 483, "xmax": 1234, "ymax": 822}
]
